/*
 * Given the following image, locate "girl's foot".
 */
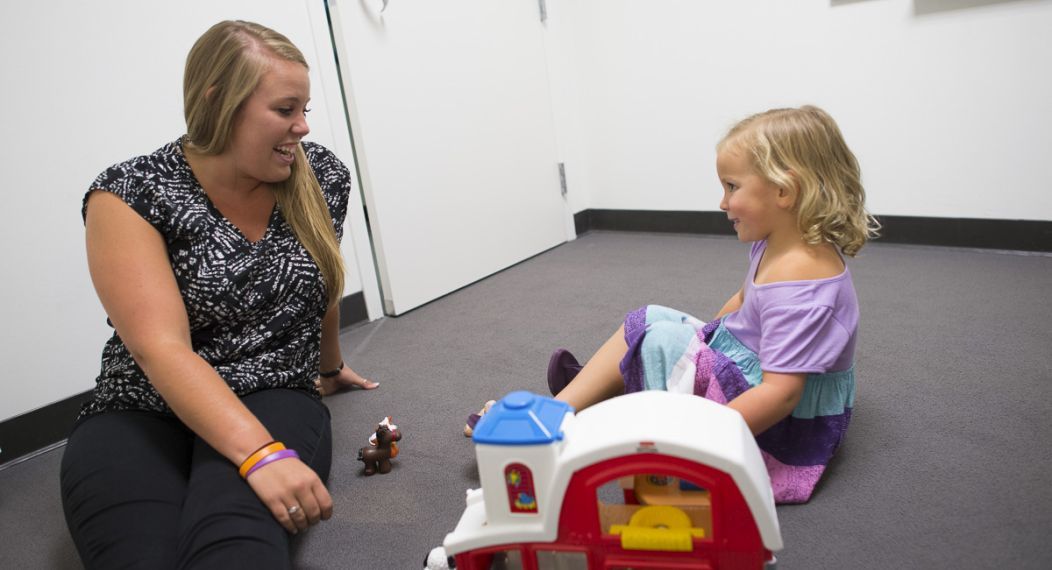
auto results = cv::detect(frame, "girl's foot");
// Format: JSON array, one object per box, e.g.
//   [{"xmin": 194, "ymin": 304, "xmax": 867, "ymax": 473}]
[
  {"xmin": 547, "ymin": 348, "xmax": 582, "ymax": 396},
  {"xmin": 315, "ymin": 366, "xmax": 380, "ymax": 396},
  {"xmin": 463, "ymin": 400, "xmax": 497, "ymax": 437}
]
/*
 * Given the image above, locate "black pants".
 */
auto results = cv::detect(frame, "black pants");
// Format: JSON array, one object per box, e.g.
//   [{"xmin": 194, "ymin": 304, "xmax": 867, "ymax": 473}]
[{"xmin": 60, "ymin": 389, "xmax": 332, "ymax": 570}]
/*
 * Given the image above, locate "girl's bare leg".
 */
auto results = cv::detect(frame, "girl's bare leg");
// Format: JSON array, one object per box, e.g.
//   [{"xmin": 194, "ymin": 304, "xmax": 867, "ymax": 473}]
[
  {"xmin": 555, "ymin": 324, "xmax": 628, "ymax": 412},
  {"xmin": 465, "ymin": 324, "xmax": 628, "ymax": 437}
]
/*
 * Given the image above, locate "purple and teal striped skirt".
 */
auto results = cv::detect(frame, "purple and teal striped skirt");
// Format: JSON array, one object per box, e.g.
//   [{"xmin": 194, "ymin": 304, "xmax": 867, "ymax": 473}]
[{"xmin": 620, "ymin": 305, "xmax": 855, "ymax": 504}]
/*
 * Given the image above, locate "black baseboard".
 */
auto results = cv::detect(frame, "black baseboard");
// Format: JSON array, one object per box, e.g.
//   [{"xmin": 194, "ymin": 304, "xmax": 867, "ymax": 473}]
[
  {"xmin": 574, "ymin": 209, "xmax": 735, "ymax": 237},
  {"xmin": 0, "ymin": 292, "xmax": 372, "ymax": 470},
  {"xmin": 0, "ymin": 391, "xmax": 91, "ymax": 468},
  {"xmin": 339, "ymin": 290, "xmax": 369, "ymax": 329},
  {"xmin": 574, "ymin": 209, "xmax": 1052, "ymax": 253},
  {"xmin": 872, "ymin": 215, "xmax": 1052, "ymax": 252}
]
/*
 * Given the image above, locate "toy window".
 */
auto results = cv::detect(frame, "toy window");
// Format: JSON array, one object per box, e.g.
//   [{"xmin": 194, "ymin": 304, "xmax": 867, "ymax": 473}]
[
  {"xmin": 534, "ymin": 549, "xmax": 588, "ymax": 569},
  {"xmin": 504, "ymin": 463, "xmax": 538, "ymax": 514},
  {"xmin": 486, "ymin": 548, "xmax": 523, "ymax": 570},
  {"xmin": 596, "ymin": 473, "xmax": 712, "ymax": 545}
]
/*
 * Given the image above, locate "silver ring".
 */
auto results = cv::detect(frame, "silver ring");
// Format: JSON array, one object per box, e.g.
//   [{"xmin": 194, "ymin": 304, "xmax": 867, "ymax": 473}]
[{"xmin": 287, "ymin": 505, "xmax": 301, "ymax": 516}]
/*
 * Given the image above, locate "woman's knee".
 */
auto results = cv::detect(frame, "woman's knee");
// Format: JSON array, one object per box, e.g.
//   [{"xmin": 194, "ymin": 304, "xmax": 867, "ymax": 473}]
[{"xmin": 61, "ymin": 412, "xmax": 192, "ymax": 569}]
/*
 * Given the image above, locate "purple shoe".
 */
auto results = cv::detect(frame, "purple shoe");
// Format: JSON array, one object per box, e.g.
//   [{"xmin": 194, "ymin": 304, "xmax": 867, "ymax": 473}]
[
  {"xmin": 547, "ymin": 349, "xmax": 582, "ymax": 396},
  {"xmin": 464, "ymin": 400, "xmax": 496, "ymax": 437}
]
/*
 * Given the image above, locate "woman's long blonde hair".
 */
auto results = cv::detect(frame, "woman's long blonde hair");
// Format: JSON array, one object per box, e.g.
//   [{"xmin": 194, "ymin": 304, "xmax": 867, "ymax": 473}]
[
  {"xmin": 717, "ymin": 106, "xmax": 880, "ymax": 256},
  {"xmin": 183, "ymin": 20, "xmax": 344, "ymax": 305}
]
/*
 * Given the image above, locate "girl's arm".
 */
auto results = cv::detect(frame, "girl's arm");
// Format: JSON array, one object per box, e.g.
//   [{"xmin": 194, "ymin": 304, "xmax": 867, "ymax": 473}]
[
  {"xmin": 727, "ymin": 371, "xmax": 806, "ymax": 435},
  {"xmin": 714, "ymin": 288, "xmax": 744, "ymax": 319},
  {"xmin": 85, "ymin": 191, "xmax": 331, "ymax": 532}
]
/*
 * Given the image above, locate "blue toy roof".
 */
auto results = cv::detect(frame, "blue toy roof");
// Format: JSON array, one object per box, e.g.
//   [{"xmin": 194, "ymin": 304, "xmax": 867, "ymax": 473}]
[{"xmin": 472, "ymin": 391, "xmax": 574, "ymax": 445}]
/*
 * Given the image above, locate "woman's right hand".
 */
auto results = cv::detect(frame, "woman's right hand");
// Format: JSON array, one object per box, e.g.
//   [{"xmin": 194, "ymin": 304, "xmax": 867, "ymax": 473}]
[{"xmin": 245, "ymin": 457, "xmax": 333, "ymax": 534}]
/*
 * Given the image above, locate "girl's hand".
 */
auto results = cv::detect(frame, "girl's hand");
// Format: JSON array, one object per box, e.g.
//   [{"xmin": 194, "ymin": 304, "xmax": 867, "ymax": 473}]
[
  {"xmin": 245, "ymin": 458, "xmax": 333, "ymax": 534},
  {"xmin": 728, "ymin": 371, "xmax": 806, "ymax": 435}
]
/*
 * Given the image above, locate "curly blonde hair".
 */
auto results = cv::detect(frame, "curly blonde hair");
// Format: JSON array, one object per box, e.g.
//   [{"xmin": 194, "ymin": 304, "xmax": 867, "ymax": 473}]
[
  {"xmin": 183, "ymin": 20, "xmax": 345, "ymax": 305},
  {"xmin": 717, "ymin": 106, "xmax": 879, "ymax": 256}
]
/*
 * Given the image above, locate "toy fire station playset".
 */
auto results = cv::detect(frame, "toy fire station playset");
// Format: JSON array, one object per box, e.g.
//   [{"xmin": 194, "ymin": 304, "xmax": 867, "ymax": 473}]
[{"xmin": 439, "ymin": 390, "xmax": 783, "ymax": 569}]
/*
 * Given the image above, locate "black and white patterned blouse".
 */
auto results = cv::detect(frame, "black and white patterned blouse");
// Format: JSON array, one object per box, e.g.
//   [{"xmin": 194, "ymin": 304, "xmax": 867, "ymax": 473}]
[{"xmin": 77, "ymin": 138, "xmax": 350, "ymax": 421}]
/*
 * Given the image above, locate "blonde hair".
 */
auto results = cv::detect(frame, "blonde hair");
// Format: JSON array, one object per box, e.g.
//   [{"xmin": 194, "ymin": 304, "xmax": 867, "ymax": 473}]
[
  {"xmin": 717, "ymin": 106, "xmax": 880, "ymax": 257},
  {"xmin": 183, "ymin": 20, "xmax": 344, "ymax": 305}
]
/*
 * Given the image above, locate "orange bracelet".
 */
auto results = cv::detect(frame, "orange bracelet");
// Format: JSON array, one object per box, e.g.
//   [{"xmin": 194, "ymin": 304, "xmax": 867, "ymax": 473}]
[{"xmin": 238, "ymin": 441, "xmax": 286, "ymax": 478}]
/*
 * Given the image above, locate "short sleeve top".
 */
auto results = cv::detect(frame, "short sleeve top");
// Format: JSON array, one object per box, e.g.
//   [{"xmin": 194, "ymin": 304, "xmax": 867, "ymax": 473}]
[
  {"xmin": 77, "ymin": 138, "xmax": 351, "ymax": 420},
  {"xmin": 721, "ymin": 240, "xmax": 859, "ymax": 374}
]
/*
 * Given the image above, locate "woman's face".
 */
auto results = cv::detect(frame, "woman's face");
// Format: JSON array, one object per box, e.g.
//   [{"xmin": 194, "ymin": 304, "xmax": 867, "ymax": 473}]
[{"xmin": 227, "ymin": 56, "xmax": 311, "ymax": 185}]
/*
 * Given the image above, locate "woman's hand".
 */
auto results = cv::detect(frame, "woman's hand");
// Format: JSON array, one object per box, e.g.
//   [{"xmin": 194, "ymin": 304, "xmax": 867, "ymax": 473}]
[
  {"xmin": 317, "ymin": 304, "xmax": 379, "ymax": 395},
  {"xmin": 316, "ymin": 364, "xmax": 379, "ymax": 395},
  {"xmin": 245, "ymin": 457, "xmax": 333, "ymax": 534}
]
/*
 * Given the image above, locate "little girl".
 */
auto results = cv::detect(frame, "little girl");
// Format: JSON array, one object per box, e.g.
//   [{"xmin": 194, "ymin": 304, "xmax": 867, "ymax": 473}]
[{"xmin": 468, "ymin": 105, "xmax": 878, "ymax": 504}]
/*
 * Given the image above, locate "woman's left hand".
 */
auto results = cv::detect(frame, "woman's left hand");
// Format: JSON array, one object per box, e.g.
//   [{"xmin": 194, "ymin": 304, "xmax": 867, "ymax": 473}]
[{"xmin": 316, "ymin": 365, "xmax": 379, "ymax": 396}]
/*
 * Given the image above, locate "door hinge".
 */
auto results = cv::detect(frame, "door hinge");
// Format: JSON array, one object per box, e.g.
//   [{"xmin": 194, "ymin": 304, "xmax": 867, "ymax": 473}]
[{"xmin": 558, "ymin": 162, "xmax": 567, "ymax": 196}]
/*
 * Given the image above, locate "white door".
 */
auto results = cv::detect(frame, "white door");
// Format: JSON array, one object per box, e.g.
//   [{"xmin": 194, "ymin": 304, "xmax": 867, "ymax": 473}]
[{"xmin": 327, "ymin": 0, "xmax": 570, "ymax": 315}]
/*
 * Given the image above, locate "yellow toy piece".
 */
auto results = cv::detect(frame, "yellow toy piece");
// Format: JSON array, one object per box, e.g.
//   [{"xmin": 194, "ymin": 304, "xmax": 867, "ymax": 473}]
[{"xmin": 609, "ymin": 505, "xmax": 706, "ymax": 552}]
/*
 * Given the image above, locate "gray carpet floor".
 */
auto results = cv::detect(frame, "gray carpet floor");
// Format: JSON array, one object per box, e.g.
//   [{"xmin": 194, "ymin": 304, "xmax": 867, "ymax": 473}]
[{"xmin": 2, "ymin": 231, "xmax": 1050, "ymax": 569}]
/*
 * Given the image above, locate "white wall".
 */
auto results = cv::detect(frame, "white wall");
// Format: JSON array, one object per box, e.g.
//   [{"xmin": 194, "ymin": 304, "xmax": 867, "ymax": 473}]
[
  {"xmin": 0, "ymin": 0, "xmax": 375, "ymax": 424},
  {"xmin": 550, "ymin": 0, "xmax": 1052, "ymax": 221}
]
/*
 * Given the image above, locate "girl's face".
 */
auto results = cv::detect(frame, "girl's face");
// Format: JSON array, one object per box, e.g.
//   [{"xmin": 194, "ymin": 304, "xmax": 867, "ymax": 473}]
[
  {"xmin": 226, "ymin": 57, "xmax": 311, "ymax": 185},
  {"xmin": 716, "ymin": 149, "xmax": 794, "ymax": 243}
]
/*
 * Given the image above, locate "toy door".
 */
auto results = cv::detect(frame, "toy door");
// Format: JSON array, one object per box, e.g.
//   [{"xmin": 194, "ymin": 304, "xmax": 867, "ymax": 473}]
[
  {"xmin": 559, "ymin": 455, "xmax": 767, "ymax": 570},
  {"xmin": 327, "ymin": 0, "xmax": 571, "ymax": 315}
]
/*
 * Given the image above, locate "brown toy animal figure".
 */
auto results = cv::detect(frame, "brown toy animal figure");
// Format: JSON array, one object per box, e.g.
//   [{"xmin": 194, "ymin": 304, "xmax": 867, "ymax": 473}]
[{"xmin": 358, "ymin": 424, "xmax": 402, "ymax": 475}]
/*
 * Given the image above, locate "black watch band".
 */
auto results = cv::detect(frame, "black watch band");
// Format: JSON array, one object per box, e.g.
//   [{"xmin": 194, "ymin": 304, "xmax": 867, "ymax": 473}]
[{"xmin": 319, "ymin": 361, "xmax": 344, "ymax": 378}]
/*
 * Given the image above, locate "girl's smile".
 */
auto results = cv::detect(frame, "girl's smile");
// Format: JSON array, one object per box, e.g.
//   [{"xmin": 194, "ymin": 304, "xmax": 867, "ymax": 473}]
[{"xmin": 716, "ymin": 149, "xmax": 796, "ymax": 244}]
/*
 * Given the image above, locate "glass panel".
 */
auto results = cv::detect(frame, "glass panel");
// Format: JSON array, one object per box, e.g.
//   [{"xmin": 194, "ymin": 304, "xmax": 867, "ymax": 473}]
[
  {"xmin": 596, "ymin": 478, "xmax": 630, "ymax": 505},
  {"xmin": 488, "ymin": 549, "xmax": 524, "ymax": 570},
  {"xmin": 535, "ymin": 550, "xmax": 589, "ymax": 570}
]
